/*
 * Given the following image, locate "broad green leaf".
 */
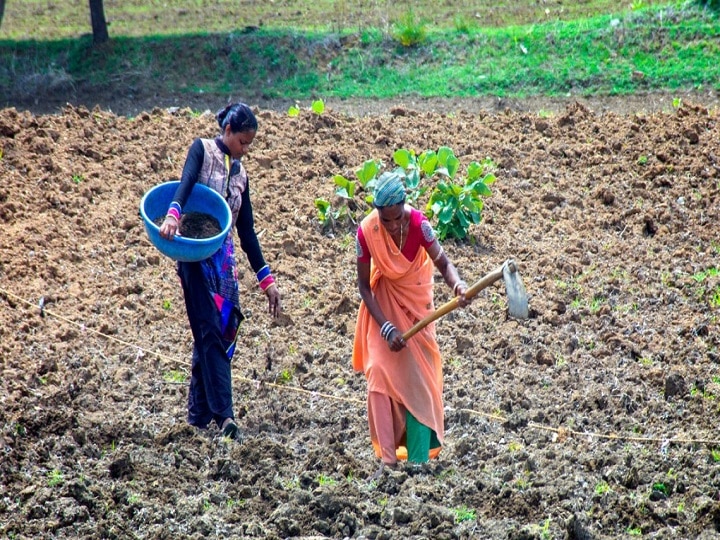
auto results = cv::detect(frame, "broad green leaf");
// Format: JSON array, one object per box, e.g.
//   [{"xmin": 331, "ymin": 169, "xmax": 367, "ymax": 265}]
[
  {"xmin": 314, "ymin": 198, "xmax": 330, "ymax": 212},
  {"xmin": 437, "ymin": 146, "xmax": 455, "ymax": 166},
  {"xmin": 288, "ymin": 105, "xmax": 300, "ymax": 117},
  {"xmin": 467, "ymin": 161, "xmax": 483, "ymax": 180},
  {"xmin": 457, "ymin": 211, "xmax": 470, "ymax": 228},
  {"xmin": 333, "ymin": 175, "xmax": 355, "ymax": 198},
  {"xmin": 356, "ymin": 160, "xmax": 380, "ymax": 187},
  {"xmin": 446, "ymin": 155, "xmax": 460, "ymax": 179},
  {"xmin": 311, "ymin": 99, "xmax": 325, "ymax": 115},
  {"xmin": 393, "ymin": 149, "xmax": 413, "ymax": 168},
  {"xmin": 406, "ymin": 168, "xmax": 420, "ymax": 189},
  {"xmin": 418, "ymin": 151, "xmax": 438, "ymax": 175},
  {"xmin": 439, "ymin": 204, "xmax": 455, "ymax": 224},
  {"xmin": 483, "ymin": 173, "xmax": 497, "ymax": 185}
]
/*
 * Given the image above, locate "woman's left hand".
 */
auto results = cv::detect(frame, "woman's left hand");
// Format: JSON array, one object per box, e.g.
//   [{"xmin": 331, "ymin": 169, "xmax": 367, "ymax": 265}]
[
  {"xmin": 455, "ymin": 281, "xmax": 473, "ymax": 308},
  {"xmin": 266, "ymin": 284, "xmax": 282, "ymax": 318}
]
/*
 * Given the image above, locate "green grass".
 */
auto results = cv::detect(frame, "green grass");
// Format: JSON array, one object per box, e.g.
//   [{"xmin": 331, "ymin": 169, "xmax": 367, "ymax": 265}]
[{"xmin": 0, "ymin": 1, "xmax": 718, "ymax": 103}]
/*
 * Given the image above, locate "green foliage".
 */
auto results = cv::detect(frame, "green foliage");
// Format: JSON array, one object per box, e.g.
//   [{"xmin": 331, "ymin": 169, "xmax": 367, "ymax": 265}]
[
  {"xmin": 288, "ymin": 99, "xmax": 325, "ymax": 117},
  {"xmin": 47, "ymin": 469, "xmax": 64, "ymax": 487},
  {"xmin": 163, "ymin": 370, "xmax": 187, "ymax": 383},
  {"xmin": 317, "ymin": 474, "xmax": 336, "ymax": 486},
  {"xmin": 391, "ymin": 10, "xmax": 428, "ymax": 47},
  {"xmin": 322, "ymin": 147, "xmax": 495, "ymax": 240},
  {"xmin": 426, "ymin": 154, "xmax": 496, "ymax": 240},
  {"xmin": 595, "ymin": 481, "xmax": 611, "ymax": 495},
  {"xmin": 72, "ymin": 174, "xmax": 84, "ymax": 184},
  {"xmin": 161, "ymin": 299, "xmax": 172, "ymax": 310},
  {"xmin": 4, "ymin": 4, "xmax": 720, "ymax": 103},
  {"xmin": 453, "ymin": 504, "xmax": 476, "ymax": 522},
  {"xmin": 278, "ymin": 368, "xmax": 294, "ymax": 384},
  {"xmin": 311, "ymin": 99, "xmax": 325, "ymax": 115},
  {"xmin": 697, "ymin": 0, "xmax": 720, "ymax": 11}
]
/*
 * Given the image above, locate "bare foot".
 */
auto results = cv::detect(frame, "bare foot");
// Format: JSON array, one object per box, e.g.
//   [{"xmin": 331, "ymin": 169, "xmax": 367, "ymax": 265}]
[{"xmin": 367, "ymin": 462, "xmax": 398, "ymax": 482}]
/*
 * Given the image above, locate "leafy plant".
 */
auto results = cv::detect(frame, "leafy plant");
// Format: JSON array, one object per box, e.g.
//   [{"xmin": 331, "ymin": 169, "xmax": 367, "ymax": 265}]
[
  {"xmin": 311, "ymin": 99, "xmax": 325, "ymax": 115},
  {"xmin": 47, "ymin": 469, "xmax": 64, "ymax": 487},
  {"xmin": 72, "ymin": 174, "xmax": 84, "ymax": 184},
  {"xmin": 161, "ymin": 299, "xmax": 172, "ymax": 310},
  {"xmin": 392, "ymin": 10, "xmax": 428, "ymax": 47},
  {"xmin": 595, "ymin": 481, "xmax": 611, "ymax": 495},
  {"xmin": 288, "ymin": 99, "xmax": 325, "ymax": 117},
  {"xmin": 324, "ymin": 146, "xmax": 494, "ymax": 240},
  {"xmin": 426, "ymin": 153, "xmax": 496, "ymax": 240},
  {"xmin": 317, "ymin": 474, "xmax": 336, "ymax": 486},
  {"xmin": 711, "ymin": 448, "xmax": 720, "ymax": 462},
  {"xmin": 278, "ymin": 368, "xmax": 294, "ymax": 384},
  {"xmin": 627, "ymin": 526, "xmax": 642, "ymax": 536},
  {"xmin": 163, "ymin": 370, "xmax": 187, "ymax": 383},
  {"xmin": 453, "ymin": 505, "xmax": 476, "ymax": 522}
]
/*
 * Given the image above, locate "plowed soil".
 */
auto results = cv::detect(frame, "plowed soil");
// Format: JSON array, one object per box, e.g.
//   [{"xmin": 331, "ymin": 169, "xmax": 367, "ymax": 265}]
[{"xmin": 1, "ymin": 98, "xmax": 719, "ymax": 539}]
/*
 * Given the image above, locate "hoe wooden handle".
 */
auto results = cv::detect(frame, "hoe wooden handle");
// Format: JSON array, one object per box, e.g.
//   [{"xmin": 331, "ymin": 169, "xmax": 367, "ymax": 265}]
[{"xmin": 401, "ymin": 263, "xmax": 506, "ymax": 341}]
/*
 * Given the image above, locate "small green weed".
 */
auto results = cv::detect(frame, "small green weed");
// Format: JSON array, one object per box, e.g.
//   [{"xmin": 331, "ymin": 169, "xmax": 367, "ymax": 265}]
[
  {"xmin": 710, "ymin": 448, "xmax": 720, "ymax": 462},
  {"xmin": 317, "ymin": 474, "xmax": 336, "ymax": 486},
  {"xmin": 161, "ymin": 299, "xmax": 172, "ymax": 310},
  {"xmin": 595, "ymin": 481, "xmax": 611, "ymax": 495},
  {"xmin": 453, "ymin": 505, "xmax": 476, "ymax": 523},
  {"xmin": 72, "ymin": 174, "xmax": 85, "ymax": 184},
  {"xmin": 627, "ymin": 526, "xmax": 642, "ymax": 536},
  {"xmin": 392, "ymin": 10, "xmax": 428, "ymax": 47},
  {"xmin": 288, "ymin": 99, "xmax": 325, "ymax": 116},
  {"xmin": 278, "ymin": 368, "xmax": 294, "ymax": 384},
  {"xmin": 637, "ymin": 155, "xmax": 648, "ymax": 165},
  {"xmin": 311, "ymin": 99, "xmax": 325, "ymax": 115},
  {"xmin": 508, "ymin": 441, "xmax": 523, "ymax": 452},
  {"xmin": 47, "ymin": 469, "xmax": 64, "ymax": 487},
  {"xmin": 163, "ymin": 370, "xmax": 187, "ymax": 384}
]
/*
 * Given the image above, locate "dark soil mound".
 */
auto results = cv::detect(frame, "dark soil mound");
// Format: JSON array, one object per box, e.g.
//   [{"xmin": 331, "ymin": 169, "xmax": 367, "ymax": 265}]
[{"xmin": 153, "ymin": 211, "xmax": 222, "ymax": 239}]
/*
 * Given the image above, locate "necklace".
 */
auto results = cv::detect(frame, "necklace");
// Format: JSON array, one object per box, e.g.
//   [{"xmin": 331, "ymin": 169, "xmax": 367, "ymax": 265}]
[{"xmin": 384, "ymin": 219, "xmax": 405, "ymax": 256}]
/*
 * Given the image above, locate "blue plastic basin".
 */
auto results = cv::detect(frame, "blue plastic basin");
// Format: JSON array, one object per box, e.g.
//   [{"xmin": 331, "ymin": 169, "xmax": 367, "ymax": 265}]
[{"xmin": 140, "ymin": 181, "xmax": 232, "ymax": 262}]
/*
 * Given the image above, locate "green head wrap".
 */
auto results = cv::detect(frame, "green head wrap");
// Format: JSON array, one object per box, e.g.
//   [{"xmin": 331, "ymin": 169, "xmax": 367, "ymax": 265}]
[{"xmin": 373, "ymin": 172, "xmax": 406, "ymax": 208}]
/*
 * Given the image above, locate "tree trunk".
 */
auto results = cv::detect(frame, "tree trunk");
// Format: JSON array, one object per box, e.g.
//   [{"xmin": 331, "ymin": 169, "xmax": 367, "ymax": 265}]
[
  {"xmin": 89, "ymin": 0, "xmax": 109, "ymax": 44},
  {"xmin": 0, "ymin": 0, "xmax": 6, "ymax": 31}
]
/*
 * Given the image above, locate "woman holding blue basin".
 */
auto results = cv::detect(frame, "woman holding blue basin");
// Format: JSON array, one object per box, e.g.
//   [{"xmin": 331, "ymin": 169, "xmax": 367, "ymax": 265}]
[{"xmin": 160, "ymin": 102, "xmax": 282, "ymax": 441}]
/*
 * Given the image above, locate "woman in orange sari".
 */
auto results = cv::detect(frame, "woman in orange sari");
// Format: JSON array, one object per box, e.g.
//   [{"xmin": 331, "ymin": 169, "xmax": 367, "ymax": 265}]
[{"xmin": 352, "ymin": 172, "xmax": 472, "ymax": 475}]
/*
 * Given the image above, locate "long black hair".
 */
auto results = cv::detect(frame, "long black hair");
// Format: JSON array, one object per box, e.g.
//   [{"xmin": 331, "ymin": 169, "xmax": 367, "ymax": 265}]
[{"xmin": 216, "ymin": 102, "xmax": 258, "ymax": 133}]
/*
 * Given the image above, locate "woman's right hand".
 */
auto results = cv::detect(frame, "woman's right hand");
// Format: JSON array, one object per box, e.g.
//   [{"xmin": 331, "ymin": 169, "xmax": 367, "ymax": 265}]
[
  {"xmin": 387, "ymin": 329, "xmax": 406, "ymax": 352},
  {"xmin": 159, "ymin": 216, "xmax": 179, "ymax": 240}
]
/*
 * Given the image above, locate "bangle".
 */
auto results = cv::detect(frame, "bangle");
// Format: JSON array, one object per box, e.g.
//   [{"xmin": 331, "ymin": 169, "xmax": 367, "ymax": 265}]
[
  {"xmin": 164, "ymin": 213, "xmax": 179, "ymax": 223},
  {"xmin": 380, "ymin": 321, "xmax": 396, "ymax": 342},
  {"xmin": 432, "ymin": 246, "xmax": 444, "ymax": 263},
  {"xmin": 264, "ymin": 282, "xmax": 277, "ymax": 294},
  {"xmin": 453, "ymin": 281, "xmax": 465, "ymax": 296},
  {"xmin": 259, "ymin": 274, "xmax": 275, "ymax": 291},
  {"xmin": 166, "ymin": 205, "xmax": 181, "ymax": 222}
]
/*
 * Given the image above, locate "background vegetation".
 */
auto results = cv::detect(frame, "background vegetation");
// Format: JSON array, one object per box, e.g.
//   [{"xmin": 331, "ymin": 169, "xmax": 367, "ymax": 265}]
[{"xmin": 0, "ymin": 0, "xmax": 718, "ymax": 106}]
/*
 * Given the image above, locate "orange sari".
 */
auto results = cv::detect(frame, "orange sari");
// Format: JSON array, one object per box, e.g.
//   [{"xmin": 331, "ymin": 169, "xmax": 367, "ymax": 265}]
[{"xmin": 352, "ymin": 210, "xmax": 444, "ymax": 460}]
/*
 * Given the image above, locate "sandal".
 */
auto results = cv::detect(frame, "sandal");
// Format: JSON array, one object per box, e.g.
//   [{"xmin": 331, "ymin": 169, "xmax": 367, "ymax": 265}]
[{"xmin": 221, "ymin": 418, "xmax": 243, "ymax": 442}]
